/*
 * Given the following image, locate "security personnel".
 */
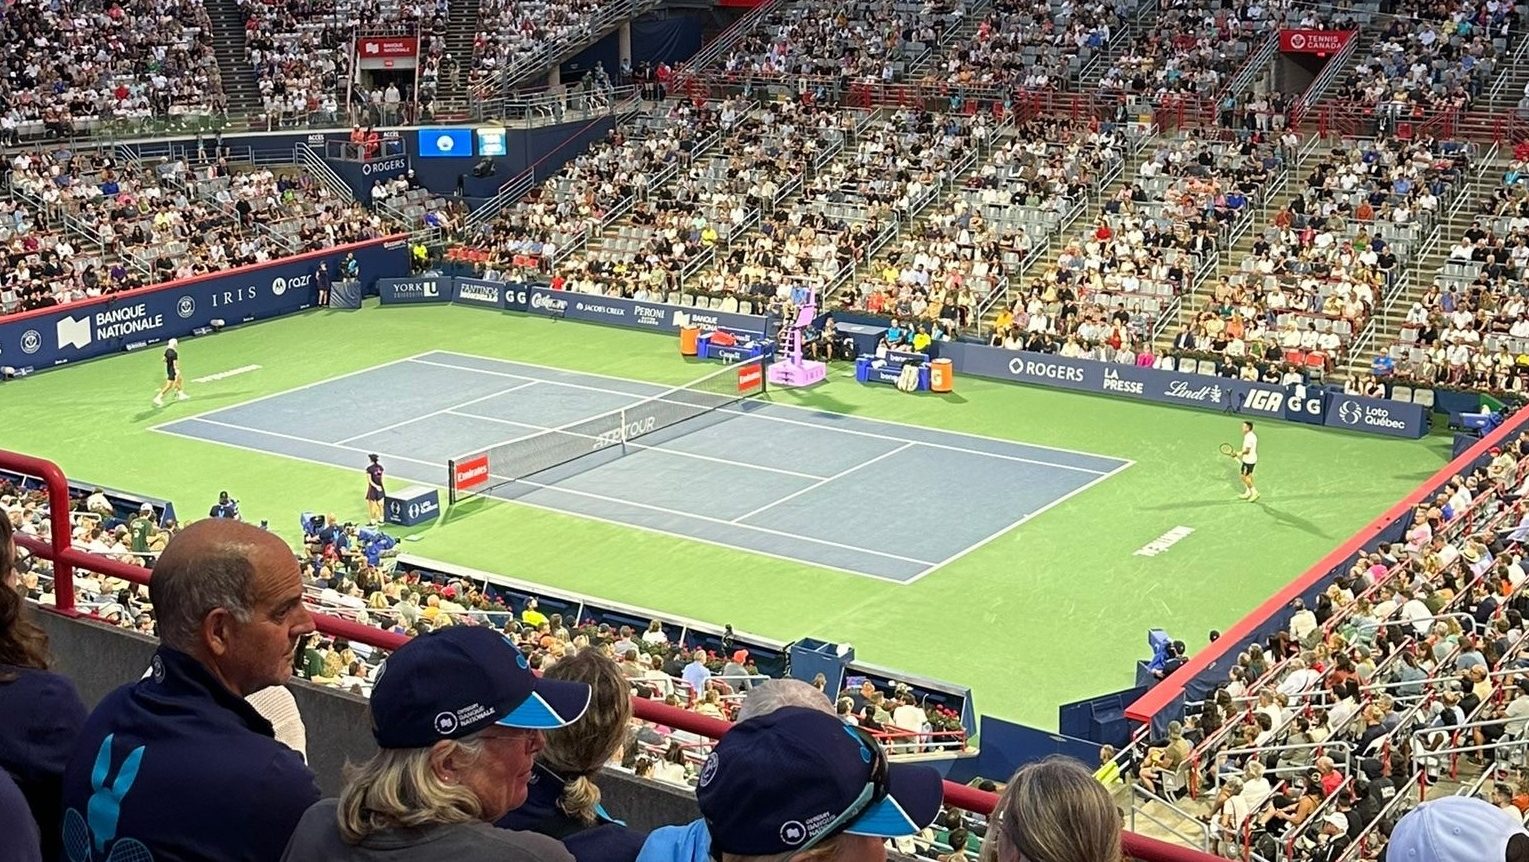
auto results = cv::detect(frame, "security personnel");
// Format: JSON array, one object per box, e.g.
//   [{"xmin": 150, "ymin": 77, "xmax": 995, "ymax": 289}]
[{"xmin": 59, "ymin": 520, "xmax": 320, "ymax": 861}]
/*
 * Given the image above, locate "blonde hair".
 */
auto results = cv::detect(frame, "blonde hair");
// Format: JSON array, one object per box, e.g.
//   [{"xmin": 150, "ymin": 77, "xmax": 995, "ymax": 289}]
[
  {"xmin": 336, "ymin": 735, "xmax": 488, "ymax": 844},
  {"xmin": 539, "ymin": 649, "xmax": 632, "ymax": 824},
  {"xmin": 981, "ymin": 757, "xmax": 1123, "ymax": 862}
]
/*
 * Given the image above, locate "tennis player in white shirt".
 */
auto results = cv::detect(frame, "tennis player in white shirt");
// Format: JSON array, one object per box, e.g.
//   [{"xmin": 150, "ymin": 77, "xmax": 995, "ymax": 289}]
[{"xmin": 1239, "ymin": 421, "xmax": 1260, "ymax": 502}]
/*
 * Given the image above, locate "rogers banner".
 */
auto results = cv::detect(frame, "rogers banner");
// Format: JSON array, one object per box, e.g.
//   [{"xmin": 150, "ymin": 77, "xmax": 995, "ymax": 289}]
[
  {"xmin": 357, "ymin": 36, "xmax": 418, "ymax": 68},
  {"xmin": 1279, "ymin": 29, "xmax": 1355, "ymax": 54}
]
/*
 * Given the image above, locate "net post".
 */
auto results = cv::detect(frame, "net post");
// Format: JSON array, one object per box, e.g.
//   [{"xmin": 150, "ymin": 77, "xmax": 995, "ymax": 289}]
[
  {"xmin": 446, "ymin": 458, "xmax": 457, "ymax": 505},
  {"xmin": 619, "ymin": 408, "xmax": 629, "ymax": 456}
]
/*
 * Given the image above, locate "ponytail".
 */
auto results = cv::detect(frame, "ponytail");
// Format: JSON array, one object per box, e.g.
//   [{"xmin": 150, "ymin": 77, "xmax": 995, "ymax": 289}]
[{"xmin": 557, "ymin": 773, "xmax": 603, "ymax": 825}]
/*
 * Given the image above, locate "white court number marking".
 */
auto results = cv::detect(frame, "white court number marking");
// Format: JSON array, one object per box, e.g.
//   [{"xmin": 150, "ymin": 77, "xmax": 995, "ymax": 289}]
[
  {"xmin": 192, "ymin": 365, "xmax": 262, "ymax": 383},
  {"xmin": 1135, "ymin": 526, "xmax": 1194, "ymax": 557}
]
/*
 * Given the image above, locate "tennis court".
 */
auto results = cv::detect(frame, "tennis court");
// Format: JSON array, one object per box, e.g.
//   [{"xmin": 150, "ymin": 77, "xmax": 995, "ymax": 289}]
[{"xmin": 151, "ymin": 349, "xmax": 1131, "ymax": 582}]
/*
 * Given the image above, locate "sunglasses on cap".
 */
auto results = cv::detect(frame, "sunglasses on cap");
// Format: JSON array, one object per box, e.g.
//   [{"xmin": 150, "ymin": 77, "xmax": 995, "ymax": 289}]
[{"xmin": 794, "ymin": 725, "xmax": 893, "ymax": 854}]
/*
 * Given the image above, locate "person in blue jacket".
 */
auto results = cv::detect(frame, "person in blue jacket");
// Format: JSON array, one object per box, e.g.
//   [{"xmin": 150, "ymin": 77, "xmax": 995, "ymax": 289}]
[
  {"xmin": 0, "ymin": 516, "xmax": 86, "ymax": 862},
  {"xmin": 497, "ymin": 650, "xmax": 648, "ymax": 862},
  {"xmin": 637, "ymin": 706, "xmax": 945, "ymax": 862},
  {"xmin": 58, "ymin": 519, "xmax": 321, "ymax": 862}
]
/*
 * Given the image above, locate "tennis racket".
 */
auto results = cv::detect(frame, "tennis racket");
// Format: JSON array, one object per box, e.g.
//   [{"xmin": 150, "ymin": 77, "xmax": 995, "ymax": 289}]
[{"xmin": 1219, "ymin": 443, "xmax": 1238, "ymax": 459}]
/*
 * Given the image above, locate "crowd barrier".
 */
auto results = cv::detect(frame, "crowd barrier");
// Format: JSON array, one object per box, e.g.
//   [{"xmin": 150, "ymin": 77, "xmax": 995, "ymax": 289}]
[
  {"xmin": 0, "ymin": 237, "xmax": 410, "ymax": 376},
  {"xmin": 378, "ymin": 274, "xmax": 773, "ymax": 336},
  {"xmin": 1125, "ymin": 404, "xmax": 1529, "ymax": 733},
  {"xmin": 4, "ymin": 446, "xmax": 1219, "ymax": 862},
  {"xmin": 939, "ymin": 342, "xmax": 1431, "ymax": 438}
]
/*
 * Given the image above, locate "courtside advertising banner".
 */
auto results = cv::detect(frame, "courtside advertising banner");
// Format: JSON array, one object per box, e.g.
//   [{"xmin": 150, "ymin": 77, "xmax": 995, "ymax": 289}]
[
  {"xmin": 1323, "ymin": 394, "xmax": 1429, "ymax": 438},
  {"xmin": 941, "ymin": 342, "xmax": 1426, "ymax": 438},
  {"xmin": 377, "ymin": 276, "xmax": 450, "ymax": 305},
  {"xmin": 0, "ymin": 238, "xmax": 407, "ymax": 375},
  {"xmin": 521, "ymin": 285, "xmax": 768, "ymax": 335},
  {"xmin": 451, "ymin": 277, "xmax": 514, "ymax": 310}
]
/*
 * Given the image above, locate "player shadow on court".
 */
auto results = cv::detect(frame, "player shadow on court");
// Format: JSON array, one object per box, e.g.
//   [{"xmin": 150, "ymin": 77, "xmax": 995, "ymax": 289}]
[
  {"xmin": 131, "ymin": 390, "xmax": 259, "ymax": 423},
  {"xmin": 1135, "ymin": 498, "xmax": 1334, "ymax": 539}
]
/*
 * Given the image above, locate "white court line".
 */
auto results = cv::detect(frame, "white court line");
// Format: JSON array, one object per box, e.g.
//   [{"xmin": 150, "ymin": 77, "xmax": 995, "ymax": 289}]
[
  {"xmin": 901, "ymin": 459, "xmax": 1137, "ymax": 585},
  {"xmin": 494, "ymin": 473, "xmax": 937, "ymax": 567},
  {"xmin": 423, "ymin": 350, "xmax": 1132, "ymax": 465},
  {"xmin": 410, "ymin": 356, "xmax": 1112, "ymax": 475},
  {"xmin": 333, "ymin": 380, "xmax": 538, "ymax": 445},
  {"xmin": 151, "ymin": 420, "xmax": 918, "ymax": 583},
  {"xmin": 182, "ymin": 418, "xmax": 445, "ymax": 468},
  {"xmin": 448, "ymin": 409, "xmax": 829, "ymax": 481},
  {"xmin": 191, "ymin": 364, "xmax": 261, "ymax": 383},
  {"xmin": 148, "ymin": 351, "xmax": 439, "ymax": 431},
  {"xmin": 731, "ymin": 443, "xmax": 914, "ymax": 523}
]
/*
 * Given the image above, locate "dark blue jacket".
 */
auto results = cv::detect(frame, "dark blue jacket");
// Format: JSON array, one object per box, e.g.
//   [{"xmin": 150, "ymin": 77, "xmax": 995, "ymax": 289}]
[
  {"xmin": 0, "ymin": 666, "xmax": 85, "ymax": 862},
  {"xmin": 0, "ymin": 761, "xmax": 43, "ymax": 862},
  {"xmin": 58, "ymin": 648, "xmax": 319, "ymax": 862},
  {"xmin": 495, "ymin": 763, "xmax": 647, "ymax": 862}
]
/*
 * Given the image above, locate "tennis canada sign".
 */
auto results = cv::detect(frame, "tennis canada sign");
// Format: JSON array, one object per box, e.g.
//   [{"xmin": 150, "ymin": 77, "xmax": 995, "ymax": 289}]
[{"xmin": 943, "ymin": 343, "xmax": 1427, "ymax": 438}]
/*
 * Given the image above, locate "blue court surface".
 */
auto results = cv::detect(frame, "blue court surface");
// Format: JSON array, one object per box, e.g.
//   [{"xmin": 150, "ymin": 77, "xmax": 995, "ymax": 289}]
[{"xmin": 152, "ymin": 350, "xmax": 1132, "ymax": 582}]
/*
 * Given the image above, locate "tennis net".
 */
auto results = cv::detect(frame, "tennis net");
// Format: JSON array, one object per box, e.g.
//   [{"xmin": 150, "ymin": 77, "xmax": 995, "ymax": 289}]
[{"xmin": 448, "ymin": 357, "xmax": 767, "ymax": 503}]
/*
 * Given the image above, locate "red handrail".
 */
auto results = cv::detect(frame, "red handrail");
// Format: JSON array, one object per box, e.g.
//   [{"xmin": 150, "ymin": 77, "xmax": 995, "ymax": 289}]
[
  {"xmin": 1127, "ymin": 404, "xmax": 1529, "ymax": 724},
  {"xmin": 4, "ymin": 448, "xmax": 1217, "ymax": 862}
]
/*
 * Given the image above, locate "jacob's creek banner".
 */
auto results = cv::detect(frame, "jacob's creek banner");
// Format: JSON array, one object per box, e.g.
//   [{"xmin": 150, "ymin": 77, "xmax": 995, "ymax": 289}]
[
  {"xmin": 421, "ymin": 276, "xmax": 771, "ymax": 335},
  {"xmin": 0, "ymin": 238, "xmax": 408, "ymax": 375},
  {"xmin": 941, "ymin": 342, "xmax": 1427, "ymax": 438}
]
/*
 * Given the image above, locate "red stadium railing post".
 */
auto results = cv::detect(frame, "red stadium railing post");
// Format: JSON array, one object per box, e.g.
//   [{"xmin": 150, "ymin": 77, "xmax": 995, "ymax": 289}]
[{"xmin": 3, "ymin": 450, "xmax": 80, "ymax": 615}]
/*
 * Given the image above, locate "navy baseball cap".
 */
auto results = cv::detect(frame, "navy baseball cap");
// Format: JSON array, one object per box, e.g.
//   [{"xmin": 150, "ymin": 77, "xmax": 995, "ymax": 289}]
[
  {"xmin": 696, "ymin": 707, "xmax": 943, "ymax": 856},
  {"xmin": 369, "ymin": 626, "xmax": 590, "ymax": 749}
]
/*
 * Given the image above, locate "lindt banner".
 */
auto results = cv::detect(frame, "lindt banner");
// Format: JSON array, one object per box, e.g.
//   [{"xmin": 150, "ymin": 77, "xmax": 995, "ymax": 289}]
[{"xmin": 1278, "ymin": 29, "xmax": 1355, "ymax": 54}]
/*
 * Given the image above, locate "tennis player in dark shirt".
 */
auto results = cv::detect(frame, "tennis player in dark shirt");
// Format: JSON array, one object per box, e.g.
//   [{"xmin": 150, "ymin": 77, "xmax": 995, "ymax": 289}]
[
  {"xmin": 365, "ymin": 454, "xmax": 385, "ymax": 524},
  {"xmin": 152, "ymin": 337, "xmax": 188, "ymax": 407}
]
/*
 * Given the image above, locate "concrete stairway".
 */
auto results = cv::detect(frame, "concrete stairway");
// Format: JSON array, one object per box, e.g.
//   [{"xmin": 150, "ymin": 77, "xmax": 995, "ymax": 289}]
[
  {"xmin": 977, "ymin": 140, "xmax": 1156, "ymax": 333},
  {"xmin": 205, "ymin": 0, "xmax": 264, "ymax": 118},
  {"xmin": 431, "ymin": 0, "xmax": 483, "ymax": 119},
  {"xmin": 1341, "ymin": 157, "xmax": 1506, "ymax": 377}
]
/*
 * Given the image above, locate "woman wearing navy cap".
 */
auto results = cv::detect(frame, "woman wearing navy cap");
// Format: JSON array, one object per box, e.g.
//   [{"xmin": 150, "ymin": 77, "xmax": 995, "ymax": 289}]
[
  {"xmin": 281, "ymin": 626, "xmax": 592, "ymax": 861},
  {"xmin": 0, "ymin": 515, "xmax": 88, "ymax": 861}
]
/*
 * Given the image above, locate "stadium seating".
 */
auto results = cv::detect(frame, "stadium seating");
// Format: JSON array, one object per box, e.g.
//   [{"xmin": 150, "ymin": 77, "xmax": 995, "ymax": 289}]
[{"xmin": 1128, "ymin": 446, "xmax": 1529, "ymax": 860}]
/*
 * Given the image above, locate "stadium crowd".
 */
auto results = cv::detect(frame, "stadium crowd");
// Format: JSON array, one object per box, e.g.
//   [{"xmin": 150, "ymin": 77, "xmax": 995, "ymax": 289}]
[
  {"xmin": 1122, "ymin": 437, "xmax": 1529, "ymax": 862},
  {"xmin": 0, "ymin": 0, "xmax": 227, "ymax": 141},
  {"xmin": 0, "ymin": 492, "xmax": 1127, "ymax": 862},
  {"xmin": 718, "ymin": 0, "xmax": 966, "ymax": 84},
  {"xmin": 1384, "ymin": 161, "xmax": 1529, "ymax": 392}
]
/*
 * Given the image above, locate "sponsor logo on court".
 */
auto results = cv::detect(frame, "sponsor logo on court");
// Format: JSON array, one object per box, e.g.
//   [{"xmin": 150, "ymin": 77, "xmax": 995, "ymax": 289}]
[
  {"xmin": 176, "ymin": 296, "xmax": 196, "ymax": 318},
  {"xmin": 56, "ymin": 315, "xmax": 93, "ymax": 350},
  {"xmin": 633, "ymin": 305, "xmax": 666, "ymax": 327},
  {"xmin": 1135, "ymin": 526, "xmax": 1195, "ymax": 557},
  {"xmin": 574, "ymin": 301, "xmax": 624, "ymax": 317},
  {"xmin": 592, "ymin": 416, "xmax": 657, "ymax": 450},
  {"xmin": 19, "ymin": 329, "xmax": 41, "ymax": 354},
  {"xmin": 454, "ymin": 454, "xmax": 491, "ymax": 489}
]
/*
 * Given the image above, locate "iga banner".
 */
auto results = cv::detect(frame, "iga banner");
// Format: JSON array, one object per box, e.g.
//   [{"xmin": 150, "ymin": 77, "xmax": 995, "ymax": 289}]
[
  {"xmin": 1279, "ymin": 29, "xmax": 1355, "ymax": 54},
  {"xmin": 940, "ymin": 342, "xmax": 1426, "ymax": 438},
  {"xmin": 377, "ymin": 276, "xmax": 449, "ymax": 305},
  {"xmin": 0, "ymin": 238, "xmax": 407, "ymax": 375}
]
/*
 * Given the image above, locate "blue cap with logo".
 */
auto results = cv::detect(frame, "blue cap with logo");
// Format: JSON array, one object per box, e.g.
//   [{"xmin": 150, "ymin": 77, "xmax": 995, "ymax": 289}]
[
  {"xmin": 369, "ymin": 626, "xmax": 591, "ymax": 749},
  {"xmin": 695, "ymin": 706, "xmax": 944, "ymax": 856}
]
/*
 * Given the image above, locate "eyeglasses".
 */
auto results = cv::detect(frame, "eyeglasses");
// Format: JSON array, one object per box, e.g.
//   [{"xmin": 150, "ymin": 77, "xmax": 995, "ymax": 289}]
[{"xmin": 795, "ymin": 726, "xmax": 892, "ymax": 854}]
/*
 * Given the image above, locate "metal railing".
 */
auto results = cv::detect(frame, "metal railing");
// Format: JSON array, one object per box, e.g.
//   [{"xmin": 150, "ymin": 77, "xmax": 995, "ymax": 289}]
[
  {"xmin": 468, "ymin": 0, "xmax": 665, "ymax": 98},
  {"xmin": 4, "ymin": 446, "xmax": 1218, "ymax": 862}
]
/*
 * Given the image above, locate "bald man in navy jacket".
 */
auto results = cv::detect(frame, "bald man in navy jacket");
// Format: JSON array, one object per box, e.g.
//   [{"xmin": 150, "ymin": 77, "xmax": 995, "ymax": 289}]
[{"xmin": 58, "ymin": 520, "xmax": 321, "ymax": 862}]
